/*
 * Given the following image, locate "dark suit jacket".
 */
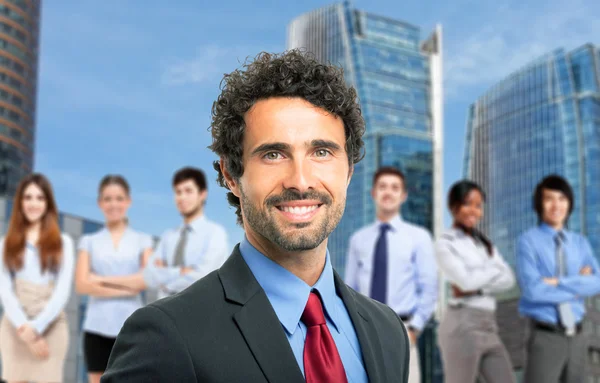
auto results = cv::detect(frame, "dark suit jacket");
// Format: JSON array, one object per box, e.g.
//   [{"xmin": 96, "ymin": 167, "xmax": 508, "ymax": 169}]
[{"xmin": 101, "ymin": 245, "xmax": 410, "ymax": 382}]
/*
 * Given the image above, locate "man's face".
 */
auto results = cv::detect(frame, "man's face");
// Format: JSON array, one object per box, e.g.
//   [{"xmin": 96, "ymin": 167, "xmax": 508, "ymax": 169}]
[
  {"xmin": 174, "ymin": 179, "xmax": 206, "ymax": 218},
  {"xmin": 541, "ymin": 188, "xmax": 570, "ymax": 228},
  {"xmin": 224, "ymin": 97, "xmax": 352, "ymax": 252},
  {"xmin": 372, "ymin": 174, "xmax": 406, "ymax": 216}
]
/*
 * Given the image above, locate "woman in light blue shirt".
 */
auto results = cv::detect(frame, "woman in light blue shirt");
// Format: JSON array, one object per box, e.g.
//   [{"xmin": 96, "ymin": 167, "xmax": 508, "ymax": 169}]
[
  {"xmin": 0, "ymin": 173, "xmax": 75, "ymax": 383},
  {"xmin": 74, "ymin": 175, "xmax": 153, "ymax": 383}
]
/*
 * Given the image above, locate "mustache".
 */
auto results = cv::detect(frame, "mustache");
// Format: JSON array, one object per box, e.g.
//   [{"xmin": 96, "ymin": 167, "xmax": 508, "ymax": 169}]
[{"xmin": 266, "ymin": 189, "xmax": 332, "ymax": 207}]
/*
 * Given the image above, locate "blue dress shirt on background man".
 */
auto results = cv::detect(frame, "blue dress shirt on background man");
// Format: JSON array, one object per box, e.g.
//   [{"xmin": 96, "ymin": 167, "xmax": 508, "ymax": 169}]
[
  {"xmin": 144, "ymin": 215, "xmax": 228, "ymax": 299},
  {"xmin": 516, "ymin": 223, "xmax": 600, "ymax": 324},
  {"xmin": 345, "ymin": 215, "xmax": 438, "ymax": 332}
]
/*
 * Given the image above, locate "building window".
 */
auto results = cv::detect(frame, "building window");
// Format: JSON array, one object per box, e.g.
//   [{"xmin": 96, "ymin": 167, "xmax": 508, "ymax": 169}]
[
  {"xmin": 590, "ymin": 348, "xmax": 600, "ymax": 365},
  {"xmin": 584, "ymin": 320, "xmax": 594, "ymax": 334}
]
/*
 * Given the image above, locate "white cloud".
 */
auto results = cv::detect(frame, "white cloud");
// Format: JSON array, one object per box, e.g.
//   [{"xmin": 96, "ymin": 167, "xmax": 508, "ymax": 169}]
[
  {"xmin": 160, "ymin": 44, "xmax": 280, "ymax": 86},
  {"xmin": 161, "ymin": 45, "xmax": 233, "ymax": 86},
  {"xmin": 39, "ymin": 58, "xmax": 179, "ymax": 121},
  {"xmin": 444, "ymin": 0, "xmax": 600, "ymax": 99}
]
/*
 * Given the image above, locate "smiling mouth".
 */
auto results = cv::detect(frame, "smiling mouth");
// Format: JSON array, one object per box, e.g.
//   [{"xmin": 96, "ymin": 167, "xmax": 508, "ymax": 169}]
[
  {"xmin": 275, "ymin": 203, "xmax": 324, "ymax": 222},
  {"xmin": 277, "ymin": 205, "xmax": 320, "ymax": 214}
]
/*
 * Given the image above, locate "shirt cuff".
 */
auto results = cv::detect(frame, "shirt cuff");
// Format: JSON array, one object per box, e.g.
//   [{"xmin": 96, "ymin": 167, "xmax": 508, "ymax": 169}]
[
  {"xmin": 407, "ymin": 317, "xmax": 424, "ymax": 332},
  {"xmin": 29, "ymin": 320, "xmax": 45, "ymax": 336}
]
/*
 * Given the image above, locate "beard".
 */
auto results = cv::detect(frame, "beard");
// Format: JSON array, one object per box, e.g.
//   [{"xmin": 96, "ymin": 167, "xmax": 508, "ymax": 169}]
[
  {"xmin": 180, "ymin": 201, "xmax": 203, "ymax": 220},
  {"xmin": 240, "ymin": 187, "xmax": 345, "ymax": 251}
]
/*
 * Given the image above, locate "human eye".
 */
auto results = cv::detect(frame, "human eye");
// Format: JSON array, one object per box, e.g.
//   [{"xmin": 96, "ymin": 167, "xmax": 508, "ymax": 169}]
[
  {"xmin": 263, "ymin": 152, "xmax": 284, "ymax": 161},
  {"xmin": 314, "ymin": 148, "xmax": 332, "ymax": 158}
]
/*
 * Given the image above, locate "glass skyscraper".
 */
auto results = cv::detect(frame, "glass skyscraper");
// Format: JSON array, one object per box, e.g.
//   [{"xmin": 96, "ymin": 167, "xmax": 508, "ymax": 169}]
[
  {"xmin": 287, "ymin": 1, "xmax": 444, "ymax": 274},
  {"xmin": 464, "ymin": 43, "xmax": 600, "ymax": 380},
  {"xmin": 0, "ymin": 1, "xmax": 40, "ymax": 196},
  {"xmin": 288, "ymin": 3, "xmax": 444, "ymax": 382}
]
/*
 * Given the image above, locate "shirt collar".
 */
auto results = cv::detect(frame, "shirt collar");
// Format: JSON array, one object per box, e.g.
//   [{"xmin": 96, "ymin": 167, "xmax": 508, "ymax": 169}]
[
  {"xmin": 539, "ymin": 222, "xmax": 569, "ymax": 241},
  {"xmin": 375, "ymin": 214, "xmax": 402, "ymax": 232},
  {"xmin": 182, "ymin": 215, "xmax": 206, "ymax": 233},
  {"xmin": 239, "ymin": 236, "xmax": 340, "ymax": 335},
  {"xmin": 101, "ymin": 226, "xmax": 132, "ymax": 236}
]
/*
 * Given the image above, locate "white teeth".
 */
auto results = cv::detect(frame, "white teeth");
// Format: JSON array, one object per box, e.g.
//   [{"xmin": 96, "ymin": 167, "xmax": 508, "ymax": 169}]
[{"xmin": 281, "ymin": 205, "xmax": 318, "ymax": 215}]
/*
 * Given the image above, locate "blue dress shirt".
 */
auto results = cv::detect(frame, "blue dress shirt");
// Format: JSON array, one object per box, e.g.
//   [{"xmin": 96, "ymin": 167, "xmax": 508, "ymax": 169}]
[
  {"xmin": 144, "ymin": 215, "xmax": 229, "ymax": 299},
  {"xmin": 78, "ymin": 227, "xmax": 153, "ymax": 337},
  {"xmin": 345, "ymin": 215, "xmax": 438, "ymax": 331},
  {"xmin": 239, "ymin": 237, "xmax": 368, "ymax": 383},
  {"xmin": 516, "ymin": 223, "xmax": 600, "ymax": 324}
]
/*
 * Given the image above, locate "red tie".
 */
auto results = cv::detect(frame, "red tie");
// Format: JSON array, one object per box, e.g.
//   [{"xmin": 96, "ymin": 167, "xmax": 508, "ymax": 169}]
[{"xmin": 301, "ymin": 292, "xmax": 348, "ymax": 383}]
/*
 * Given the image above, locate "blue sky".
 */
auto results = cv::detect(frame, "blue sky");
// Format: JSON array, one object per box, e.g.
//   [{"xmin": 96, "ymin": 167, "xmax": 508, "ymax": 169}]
[{"xmin": 35, "ymin": 0, "xmax": 600, "ymax": 248}]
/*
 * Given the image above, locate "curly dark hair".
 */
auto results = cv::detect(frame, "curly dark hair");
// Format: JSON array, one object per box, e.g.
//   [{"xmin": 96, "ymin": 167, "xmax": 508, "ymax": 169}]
[{"xmin": 208, "ymin": 49, "xmax": 366, "ymax": 224}]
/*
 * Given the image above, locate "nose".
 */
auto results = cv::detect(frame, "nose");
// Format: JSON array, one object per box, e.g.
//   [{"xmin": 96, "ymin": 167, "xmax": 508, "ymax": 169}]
[{"xmin": 281, "ymin": 157, "xmax": 317, "ymax": 193}]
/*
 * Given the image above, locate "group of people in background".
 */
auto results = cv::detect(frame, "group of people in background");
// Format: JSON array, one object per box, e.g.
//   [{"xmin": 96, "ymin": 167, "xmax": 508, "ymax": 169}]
[
  {"xmin": 0, "ymin": 47, "xmax": 599, "ymax": 383},
  {"xmin": 345, "ymin": 167, "xmax": 600, "ymax": 383},
  {"xmin": 0, "ymin": 167, "xmax": 598, "ymax": 383},
  {"xmin": 0, "ymin": 167, "xmax": 228, "ymax": 383}
]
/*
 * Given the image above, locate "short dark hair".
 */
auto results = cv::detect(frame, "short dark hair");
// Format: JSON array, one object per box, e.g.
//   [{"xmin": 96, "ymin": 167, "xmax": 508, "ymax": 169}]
[
  {"xmin": 533, "ymin": 174, "xmax": 574, "ymax": 223},
  {"xmin": 208, "ymin": 49, "xmax": 366, "ymax": 224},
  {"xmin": 172, "ymin": 167, "xmax": 207, "ymax": 192},
  {"xmin": 373, "ymin": 167, "xmax": 405, "ymax": 188}
]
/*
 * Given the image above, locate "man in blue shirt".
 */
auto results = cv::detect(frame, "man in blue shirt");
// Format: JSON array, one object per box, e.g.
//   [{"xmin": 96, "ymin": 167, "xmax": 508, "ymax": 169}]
[
  {"xmin": 143, "ymin": 167, "xmax": 229, "ymax": 299},
  {"xmin": 517, "ymin": 174, "xmax": 600, "ymax": 383},
  {"xmin": 345, "ymin": 166, "xmax": 437, "ymax": 383},
  {"xmin": 103, "ymin": 50, "xmax": 410, "ymax": 382}
]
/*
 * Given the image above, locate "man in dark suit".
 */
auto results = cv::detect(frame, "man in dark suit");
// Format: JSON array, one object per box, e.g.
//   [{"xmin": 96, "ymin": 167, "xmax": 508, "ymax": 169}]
[{"xmin": 101, "ymin": 50, "xmax": 410, "ymax": 383}]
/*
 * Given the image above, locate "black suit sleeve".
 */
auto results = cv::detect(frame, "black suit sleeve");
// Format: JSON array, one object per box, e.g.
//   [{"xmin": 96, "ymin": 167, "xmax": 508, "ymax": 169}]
[
  {"xmin": 400, "ymin": 316, "xmax": 410, "ymax": 383},
  {"xmin": 101, "ymin": 305, "xmax": 196, "ymax": 382}
]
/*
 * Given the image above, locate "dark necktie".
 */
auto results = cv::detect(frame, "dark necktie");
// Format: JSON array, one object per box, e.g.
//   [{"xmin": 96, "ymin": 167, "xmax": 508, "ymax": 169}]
[
  {"xmin": 172, "ymin": 225, "xmax": 190, "ymax": 267},
  {"xmin": 370, "ymin": 223, "xmax": 391, "ymax": 304},
  {"xmin": 301, "ymin": 291, "xmax": 348, "ymax": 383}
]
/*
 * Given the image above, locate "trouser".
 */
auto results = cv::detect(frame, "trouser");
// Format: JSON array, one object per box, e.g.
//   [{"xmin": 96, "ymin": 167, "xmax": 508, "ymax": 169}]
[
  {"xmin": 408, "ymin": 341, "xmax": 421, "ymax": 383},
  {"xmin": 399, "ymin": 314, "xmax": 421, "ymax": 383},
  {"xmin": 524, "ymin": 321, "xmax": 586, "ymax": 383},
  {"xmin": 438, "ymin": 305, "xmax": 516, "ymax": 383}
]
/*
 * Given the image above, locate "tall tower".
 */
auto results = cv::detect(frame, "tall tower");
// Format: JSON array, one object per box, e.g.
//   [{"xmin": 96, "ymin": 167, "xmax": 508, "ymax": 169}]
[
  {"xmin": 464, "ymin": 44, "xmax": 600, "ymax": 378},
  {"xmin": 0, "ymin": 0, "xmax": 40, "ymax": 195},
  {"xmin": 288, "ymin": 2, "xmax": 443, "ymax": 274}
]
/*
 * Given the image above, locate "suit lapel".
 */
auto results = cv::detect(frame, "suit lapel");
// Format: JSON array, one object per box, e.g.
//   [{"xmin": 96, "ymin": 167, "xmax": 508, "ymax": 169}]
[
  {"xmin": 218, "ymin": 247, "xmax": 304, "ymax": 383},
  {"xmin": 335, "ymin": 272, "xmax": 385, "ymax": 382}
]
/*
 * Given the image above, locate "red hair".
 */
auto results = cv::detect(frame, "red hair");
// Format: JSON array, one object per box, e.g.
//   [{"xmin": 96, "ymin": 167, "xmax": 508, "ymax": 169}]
[{"xmin": 3, "ymin": 173, "xmax": 62, "ymax": 273}]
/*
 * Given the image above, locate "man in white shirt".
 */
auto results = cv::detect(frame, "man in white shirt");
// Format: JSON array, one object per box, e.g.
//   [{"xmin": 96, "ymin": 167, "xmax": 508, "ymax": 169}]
[
  {"xmin": 144, "ymin": 167, "xmax": 229, "ymax": 299},
  {"xmin": 345, "ymin": 166, "xmax": 438, "ymax": 383}
]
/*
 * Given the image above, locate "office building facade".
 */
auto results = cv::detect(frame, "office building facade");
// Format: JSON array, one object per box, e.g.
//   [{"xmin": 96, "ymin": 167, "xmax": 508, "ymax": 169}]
[
  {"xmin": 463, "ymin": 44, "xmax": 600, "ymax": 380},
  {"xmin": 288, "ymin": 3, "xmax": 444, "ymax": 382},
  {"xmin": 0, "ymin": 0, "xmax": 40, "ymax": 196},
  {"xmin": 287, "ymin": 1, "xmax": 443, "ymax": 273}
]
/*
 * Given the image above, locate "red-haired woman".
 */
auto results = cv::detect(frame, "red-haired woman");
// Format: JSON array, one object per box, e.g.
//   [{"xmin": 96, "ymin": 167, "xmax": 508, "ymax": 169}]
[{"xmin": 0, "ymin": 173, "xmax": 75, "ymax": 383}]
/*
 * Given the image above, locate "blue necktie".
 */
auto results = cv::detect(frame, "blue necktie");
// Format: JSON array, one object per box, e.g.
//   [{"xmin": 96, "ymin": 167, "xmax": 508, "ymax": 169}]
[
  {"xmin": 555, "ymin": 232, "xmax": 576, "ymax": 336},
  {"xmin": 370, "ymin": 223, "xmax": 391, "ymax": 304}
]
